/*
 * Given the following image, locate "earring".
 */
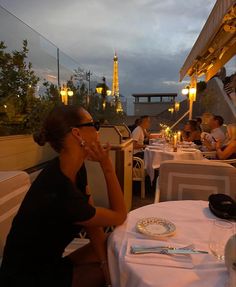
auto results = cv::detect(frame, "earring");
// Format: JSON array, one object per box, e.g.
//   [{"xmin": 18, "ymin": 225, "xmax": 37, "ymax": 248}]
[{"xmin": 80, "ymin": 140, "xmax": 85, "ymax": 147}]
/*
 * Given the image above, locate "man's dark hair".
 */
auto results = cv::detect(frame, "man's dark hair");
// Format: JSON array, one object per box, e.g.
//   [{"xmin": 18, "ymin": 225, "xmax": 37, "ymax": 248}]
[
  {"xmin": 213, "ymin": 115, "xmax": 224, "ymax": 126},
  {"xmin": 195, "ymin": 117, "xmax": 202, "ymax": 124},
  {"xmin": 140, "ymin": 115, "xmax": 150, "ymax": 123}
]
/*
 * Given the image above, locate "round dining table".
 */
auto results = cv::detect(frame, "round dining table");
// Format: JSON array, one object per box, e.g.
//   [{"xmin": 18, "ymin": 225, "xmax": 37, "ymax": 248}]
[
  {"xmin": 107, "ymin": 200, "xmax": 236, "ymax": 287},
  {"xmin": 144, "ymin": 147, "xmax": 204, "ymax": 182}
]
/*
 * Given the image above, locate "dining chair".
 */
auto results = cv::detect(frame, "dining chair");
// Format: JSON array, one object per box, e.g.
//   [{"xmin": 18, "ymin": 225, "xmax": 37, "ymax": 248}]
[
  {"xmin": 133, "ymin": 157, "xmax": 145, "ymax": 199},
  {"xmin": 154, "ymin": 160, "xmax": 236, "ymax": 203},
  {"xmin": 0, "ymin": 171, "xmax": 31, "ymax": 258},
  {"xmin": 210, "ymin": 158, "xmax": 236, "ymax": 167},
  {"xmin": 0, "ymin": 170, "xmax": 90, "ymax": 264}
]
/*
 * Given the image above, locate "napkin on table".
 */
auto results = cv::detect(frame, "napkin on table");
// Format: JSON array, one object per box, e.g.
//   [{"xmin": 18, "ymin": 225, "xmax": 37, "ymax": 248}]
[{"xmin": 125, "ymin": 238, "xmax": 194, "ymax": 269}]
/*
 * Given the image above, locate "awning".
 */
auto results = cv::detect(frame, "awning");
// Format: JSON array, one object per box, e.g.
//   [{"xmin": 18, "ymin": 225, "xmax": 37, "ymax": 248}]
[{"xmin": 180, "ymin": 0, "xmax": 236, "ymax": 82}]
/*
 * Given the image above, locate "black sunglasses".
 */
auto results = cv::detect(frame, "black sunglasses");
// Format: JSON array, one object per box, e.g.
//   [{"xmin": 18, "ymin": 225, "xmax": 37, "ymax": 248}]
[{"xmin": 73, "ymin": 121, "xmax": 100, "ymax": 131}]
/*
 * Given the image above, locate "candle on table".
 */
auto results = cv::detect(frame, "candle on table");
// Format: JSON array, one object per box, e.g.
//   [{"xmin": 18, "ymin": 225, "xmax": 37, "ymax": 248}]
[
  {"xmin": 177, "ymin": 131, "xmax": 181, "ymax": 142},
  {"xmin": 173, "ymin": 134, "xmax": 177, "ymax": 149}
]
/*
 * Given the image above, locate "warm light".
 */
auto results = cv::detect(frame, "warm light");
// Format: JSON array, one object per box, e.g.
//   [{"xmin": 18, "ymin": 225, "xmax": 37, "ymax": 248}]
[
  {"xmin": 60, "ymin": 90, "xmax": 66, "ymax": 96},
  {"xmin": 207, "ymin": 63, "xmax": 214, "ymax": 70},
  {"xmin": 116, "ymin": 100, "xmax": 123, "ymax": 113},
  {"xmin": 175, "ymin": 102, "xmax": 180, "ymax": 112},
  {"xmin": 189, "ymin": 87, "xmax": 196, "ymax": 101},
  {"xmin": 3, "ymin": 105, "xmax": 7, "ymax": 109},
  {"xmin": 177, "ymin": 131, "xmax": 181, "ymax": 142},
  {"xmin": 182, "ymin": 88, "xmax": 189, "ymax": 95},
  {"xmin": 106, "ymin": 90, "xmax": 112, "ymax": 96},
  {"xmin": 102, "ymin": 101, "xmax": 106, "ymax": 110},
  {"xmin": 96, "ymin": 87, "xmax": 103, "ymax": 94},
  {"xmin": 173, "ymin": 134, "xmax": 177, "ymax": 148},
  {"xmin": 68, "ymin": 90, "xmax": 73, "ymax": 97},
  {"xmin": 168, "ymin": 107, "xmax": 174, "ymax": 114}
]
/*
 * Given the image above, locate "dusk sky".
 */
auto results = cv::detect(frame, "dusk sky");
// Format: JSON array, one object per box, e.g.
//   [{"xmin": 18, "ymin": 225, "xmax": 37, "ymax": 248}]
[{"xmin": 0, "ymin": 0, "xmax": 217, "ymax": 113}]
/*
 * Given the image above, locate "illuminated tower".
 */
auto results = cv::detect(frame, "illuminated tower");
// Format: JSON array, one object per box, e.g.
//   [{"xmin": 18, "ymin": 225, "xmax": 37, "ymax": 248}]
[{"xmin": 112, "ymin": 52, "xmax": 120, "ymax": 97}]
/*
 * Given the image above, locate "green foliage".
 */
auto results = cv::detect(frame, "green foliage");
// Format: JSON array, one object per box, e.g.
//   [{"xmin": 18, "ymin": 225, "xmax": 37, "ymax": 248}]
[
  {"xmin": 0, "ymin": 40, "xmax": 39, "ymax": 114},
  {"xmin": 0, "ymin": 41, "xmax": 58, "ymax": 135},
  {"xmin": 0, "ymin": 43, "xmax": 125, "ymax": 136}
]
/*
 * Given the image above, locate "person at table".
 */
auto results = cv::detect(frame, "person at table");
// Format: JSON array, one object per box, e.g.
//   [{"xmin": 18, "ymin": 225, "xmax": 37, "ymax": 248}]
[
  {"xmin": 128, "ymin": 118, "xmax": 141, "ymax": 132},
  {"xmin": 215, "ymin": 123, "xmax": 236, "ymax": 160},
  {"xmin": 202, "ymin": 115, "xmax": 226, "ymax": 151},
  {"xmin": 0, "ymin": 105, "xmax": 127, "ymax": 287},
  {"xmin": 195, "ymin": 117, "xmax": 202, "ymax": 132},
  {"xmin": 131, "ymin": 115, "xmax": 151, "ymax": 158},
  {"xmin": 181, "ymin": 120, "xmax": 201, "ymax": 145}
]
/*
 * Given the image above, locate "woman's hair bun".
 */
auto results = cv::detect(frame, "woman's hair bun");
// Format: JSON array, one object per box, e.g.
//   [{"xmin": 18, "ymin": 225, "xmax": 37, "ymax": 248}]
[{"xmin": 33, "ymin": 129, "xmax": 47, "ymax": 146}]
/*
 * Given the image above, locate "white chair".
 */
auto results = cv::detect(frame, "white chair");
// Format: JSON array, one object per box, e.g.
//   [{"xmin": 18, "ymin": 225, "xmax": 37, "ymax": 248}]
[
  {"xmin": 154, "ymin": 160, "xmax": 236, "ymax": 203},
  {"xmin": 0, "ymin": 170, "xmax": 90, "ymax": 264},
  {"xmin": 0, "ymin": 171, "xmax": 31, "ymax": 258},
  {"xmin": 133, "ymin": 157, "xmax": 145, "ymax": 199},
  {"xmin": 211, "ymin": 158, "xmax": 236, "ymax": 167}
]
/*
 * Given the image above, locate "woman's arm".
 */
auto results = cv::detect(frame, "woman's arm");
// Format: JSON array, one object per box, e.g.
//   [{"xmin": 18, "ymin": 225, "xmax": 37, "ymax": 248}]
[
  {"xmin": 216, "ymin": 141, "xmax": 236, "ymax": 160},
  {"xmin": 77, "ymin": 141, "xmax": 127, "ymax": 227},
  {"xmin": 85, "ymin": 189, "xmax": 111, "ymax": 285}
]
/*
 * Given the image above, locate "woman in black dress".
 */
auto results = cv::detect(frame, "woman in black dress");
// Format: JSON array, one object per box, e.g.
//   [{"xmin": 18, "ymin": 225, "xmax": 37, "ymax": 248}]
[{"xmin": 0, "ymin": 105, "xmax": 127, "ymax": 287}]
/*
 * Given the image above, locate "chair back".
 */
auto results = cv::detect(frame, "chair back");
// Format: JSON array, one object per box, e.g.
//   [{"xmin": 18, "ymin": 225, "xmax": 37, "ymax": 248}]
[
  {"xmin": 157, "ymin": 160, "xmax": 236, "ymax": 202},
  {"xmin": 0, "ymin": 171, "xmax": 30, "ymax": 256},
  {"xmin": 210, "ymin": 158, "xmax": 236, "ymax": 167},
  {"xmin": 133, "ymin": 157, "xmax": 145, "ymax": 180}
]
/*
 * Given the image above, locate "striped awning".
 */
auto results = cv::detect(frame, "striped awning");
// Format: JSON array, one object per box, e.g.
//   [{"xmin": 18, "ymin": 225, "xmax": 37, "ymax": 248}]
[{"xmin": 180, "ymin": 0, "xmax": 236, "ymax": 82}]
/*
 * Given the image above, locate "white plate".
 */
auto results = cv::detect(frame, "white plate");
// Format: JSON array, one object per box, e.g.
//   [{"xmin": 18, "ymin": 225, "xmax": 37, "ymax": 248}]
[{"xmin": 136, "ymin": 217, "xmax": 176, "ymax": 238}]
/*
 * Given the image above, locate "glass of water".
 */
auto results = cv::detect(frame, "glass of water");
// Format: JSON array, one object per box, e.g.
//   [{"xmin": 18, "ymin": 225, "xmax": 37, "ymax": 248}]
[{"xmin": 209, "ymin": 219, "xmax": 234, "ymax": 261}]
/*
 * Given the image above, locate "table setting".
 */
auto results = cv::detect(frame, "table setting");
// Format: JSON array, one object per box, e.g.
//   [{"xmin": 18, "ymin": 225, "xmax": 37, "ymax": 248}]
[
  {"xmin": 144, "ymin": 138, "xmax": 204, "ymax": 182},
  {"xmin": 107, "ymin": 200, "xmax": 236, "ymax": 287}
]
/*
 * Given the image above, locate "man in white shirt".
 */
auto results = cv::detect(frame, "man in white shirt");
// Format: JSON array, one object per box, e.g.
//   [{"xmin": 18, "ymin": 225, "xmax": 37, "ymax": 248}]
[
  {"xmin": 202, "ymin": 115, "xmax": 226, "ymax": 151},
  {"xmin": 131, "ymin": 115, "xmax": 151, "ymax": 158}
]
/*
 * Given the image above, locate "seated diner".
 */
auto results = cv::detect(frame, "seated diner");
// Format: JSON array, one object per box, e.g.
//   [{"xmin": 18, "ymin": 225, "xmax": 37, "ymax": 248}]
[
  {"xmin": 0, "ymin": 105, "xmax": 127, "ymax": 287},
  {"xmin": 216, "ymin": 123, "xmax": 236, "ymax": 160},
  {"xmin": 181, "ymin": 120, "xmax": 202, "ymax": 145}
]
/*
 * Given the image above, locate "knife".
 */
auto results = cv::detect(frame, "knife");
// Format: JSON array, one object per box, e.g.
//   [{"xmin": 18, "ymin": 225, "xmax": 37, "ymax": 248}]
[{"xmin": 130, "ymin": 247, "xmax": 208, "ymax": 255}]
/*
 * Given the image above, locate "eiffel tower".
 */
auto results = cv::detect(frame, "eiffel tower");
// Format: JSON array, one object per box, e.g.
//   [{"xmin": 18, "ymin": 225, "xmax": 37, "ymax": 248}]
[
  {"xmin": 112, "ymin": 52, "xmax": 123, "ymax": 113},
  {"xmin": 112, "ymin": 52, "xmax": 119, "ymax": 97}
]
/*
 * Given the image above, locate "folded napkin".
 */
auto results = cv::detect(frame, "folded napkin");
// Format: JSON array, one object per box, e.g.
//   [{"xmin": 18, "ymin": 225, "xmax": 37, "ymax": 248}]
[{"xmin": 125, "ymin": 238, "xmax": 194, "ymax": 269}]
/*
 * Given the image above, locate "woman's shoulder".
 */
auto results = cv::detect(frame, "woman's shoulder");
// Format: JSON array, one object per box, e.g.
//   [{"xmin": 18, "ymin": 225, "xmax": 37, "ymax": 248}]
[{"xmin": 32, "ymin": 157, "xmax": 68, "ymax": 188}]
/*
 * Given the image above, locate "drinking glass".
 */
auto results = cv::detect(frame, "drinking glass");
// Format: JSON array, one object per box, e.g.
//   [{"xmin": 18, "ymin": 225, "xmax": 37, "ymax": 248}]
[{"xmin": 209, "ymin": 219, "xmax": 234, "ymax": 261}]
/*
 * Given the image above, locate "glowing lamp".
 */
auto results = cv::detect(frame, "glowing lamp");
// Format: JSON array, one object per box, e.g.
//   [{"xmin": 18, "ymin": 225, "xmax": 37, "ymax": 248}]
[
  {"xmin": 67, "ymin": 90, "xmax": 74, "ymax": 97},
  {"xmin": 182, "ymin": 88, "xmax": 189, "ymax": 95}
]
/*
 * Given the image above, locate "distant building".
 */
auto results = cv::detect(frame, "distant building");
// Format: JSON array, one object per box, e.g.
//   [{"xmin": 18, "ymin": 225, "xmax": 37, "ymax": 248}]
[{"xmin": 132, "ymin": 93, "xmax": 177, "ymax": 116}]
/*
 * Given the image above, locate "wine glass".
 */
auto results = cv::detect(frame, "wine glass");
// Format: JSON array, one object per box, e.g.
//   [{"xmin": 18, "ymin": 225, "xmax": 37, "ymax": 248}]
[{"xmin": 209, "ymin": 219, "xmax": 234, "ymax": 261}]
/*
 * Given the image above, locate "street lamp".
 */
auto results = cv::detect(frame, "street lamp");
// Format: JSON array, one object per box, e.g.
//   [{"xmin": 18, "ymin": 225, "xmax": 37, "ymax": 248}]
[
  {"xmin": 115, "ymin": 98, "xmax": 123, "ymax": 113},
  {"xmin": 181, "ymin": 85, "xmax": 197, "ymax": 119},
  {"xmin": 96, "ymin": 77, "xmax": 111, "ymax": 110},
  {"xmin": 60, "ymin": 84, "xmax": 74, "ymax": 105},
  {"xmin": 174, "ymin": 101, "xmax": 180, "ymax": 112}
]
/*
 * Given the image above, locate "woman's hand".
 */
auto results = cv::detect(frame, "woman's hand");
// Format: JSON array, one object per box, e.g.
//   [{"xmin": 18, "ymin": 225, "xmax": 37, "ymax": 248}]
[{"xmin": 85, "ymin": 141, "xmax": 111, "ymax": 163}]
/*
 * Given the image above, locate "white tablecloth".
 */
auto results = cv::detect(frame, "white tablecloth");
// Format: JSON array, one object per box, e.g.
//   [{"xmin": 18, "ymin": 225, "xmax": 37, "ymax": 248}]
[
  {"xmin": 108, "ymin": 200, "xmax": 235, "ymax": 287},
  {"xmin": 144, "ymin": 148, "xmax": 203, "ymax": 182}
]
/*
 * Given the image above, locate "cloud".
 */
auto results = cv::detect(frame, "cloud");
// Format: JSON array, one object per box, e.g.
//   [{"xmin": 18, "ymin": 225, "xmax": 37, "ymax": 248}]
[{"xmin": 0, "ymin": 0, "xmax": 216, "ymax": 114}]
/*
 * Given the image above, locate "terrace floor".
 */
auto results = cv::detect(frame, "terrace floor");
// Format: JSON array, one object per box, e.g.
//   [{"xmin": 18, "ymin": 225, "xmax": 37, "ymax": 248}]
[{"xmin": 131, "ymin": 179, "xmax": 156, "ymax": 210}]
